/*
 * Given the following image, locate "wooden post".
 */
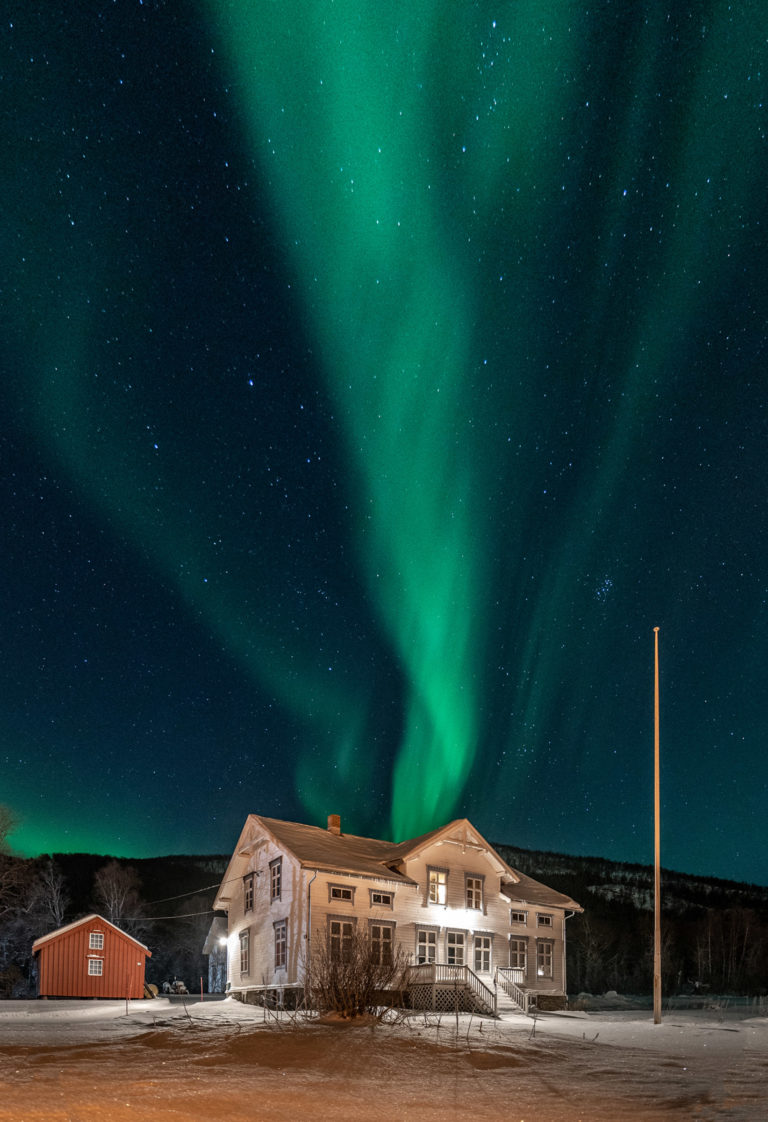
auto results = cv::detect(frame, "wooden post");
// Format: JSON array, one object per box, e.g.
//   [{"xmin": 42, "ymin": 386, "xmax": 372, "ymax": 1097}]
[{"xmin": 653, "ymin": 627, "xmax": 662, "ymax": 1024}]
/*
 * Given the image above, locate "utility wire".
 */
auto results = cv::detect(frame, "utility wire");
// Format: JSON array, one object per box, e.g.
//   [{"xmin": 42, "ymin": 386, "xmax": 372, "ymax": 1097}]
[{"xmin": 144, "ymin": 870, "xmax": 251, "ymax": 907}]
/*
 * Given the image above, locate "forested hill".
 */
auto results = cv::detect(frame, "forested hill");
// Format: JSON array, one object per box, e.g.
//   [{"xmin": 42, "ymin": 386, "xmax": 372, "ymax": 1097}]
[
  {"xmin": 492, "ymin": 843, "xmax": 768, "ymax": 995},
  {"xmin": 492, "ymin": 844, "xmax": 768, "ymax": 914},
  {"xmin": 47, "ymin": 852, "xmax": 230, "ymax": 919}
]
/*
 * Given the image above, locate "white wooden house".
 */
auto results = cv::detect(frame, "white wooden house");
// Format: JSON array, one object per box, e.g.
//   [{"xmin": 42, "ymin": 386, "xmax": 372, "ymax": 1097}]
[{"xmin": 211, "ymin": 813, "xmax": 582, "ymax": 1015}]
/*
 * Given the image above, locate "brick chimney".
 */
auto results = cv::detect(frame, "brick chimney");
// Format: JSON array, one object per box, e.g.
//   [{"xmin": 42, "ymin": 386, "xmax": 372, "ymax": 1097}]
[{"xmin": 327, "ymin": 813, "xmax": 341, "ymax": 835}]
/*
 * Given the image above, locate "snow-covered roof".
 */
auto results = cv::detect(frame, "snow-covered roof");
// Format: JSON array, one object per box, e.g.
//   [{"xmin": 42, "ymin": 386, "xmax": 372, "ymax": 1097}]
[
  {"xmin": 215, "ymin": 814, "xmax": 581, "ymax": 912},
  {"xmin": 501, "ymin": 870, "xmax": 582, "ymax": 912},
  {"xmin": 256, "ymin": 815, "xmax": 419, "ymax": 882}
]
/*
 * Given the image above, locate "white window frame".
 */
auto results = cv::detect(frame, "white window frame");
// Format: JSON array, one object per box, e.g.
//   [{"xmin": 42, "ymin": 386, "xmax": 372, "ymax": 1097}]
[
  {"xmin": 416, "ymin": 928, "xmax": 437, "ymax": 964},
  {"xmin": 537, "ymin": 913, "xmax": 553, "ymax": 928},
  {"xmin": 474, "ymin": 934, "xmax": 492, "ymax": 973},
  {"xmin": 239, "ymin": 929, "xmax": 250, "ymax": 975},
  {"xmin": 465, "ymin": 874, "xmax": 484, "ymax": 911},
  {"xmin": 274, "ymin": 919, "xmax": 287, "ymax": 970},
  {"xmin": 88, "ymin": 958, "xmax": 103, "ymax": 976},
  {"xmin": 243, "ymin": 873, "xmax": 254, "ymax": 913},
  {"xmin": 270, "ymin": 858, "xmax": 282, "ymax": 902},
  {"xmin": 89, "ymin": 931, "xmax": 104, "ymax": 950},
  {"xmin": 537, "ymin": 939, "xmax": 554, "ymax": 978},
  {"xmin": 446, "ymin": 930, "xmax": 466, "ymax": 966},
  {"xmin": 510, "ymin": 910, "xmax": 527, "ymax": 925},
  {"xmin": 509, "ymin": 937, "xmax": 528, "ymax": 971},
  {"xmin": 427, "ymin": 866, "xmax": 448, "ymax": 905}
]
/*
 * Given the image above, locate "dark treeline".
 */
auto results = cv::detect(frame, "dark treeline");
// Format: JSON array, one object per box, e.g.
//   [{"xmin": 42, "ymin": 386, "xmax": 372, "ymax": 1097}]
[
  {"xmin": 0, "ymin": 850, "xmax": 228, "ymax": 997},
  {"xmin": 495, "ymin": 844, "xmax": 768, "ymax": 996}
]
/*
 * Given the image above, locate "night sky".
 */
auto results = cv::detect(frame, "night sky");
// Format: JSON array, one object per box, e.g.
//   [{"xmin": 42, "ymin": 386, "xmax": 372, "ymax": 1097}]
[{"xmin": 3, "ymin": 3, "xmax": 767, "ymax": 885}]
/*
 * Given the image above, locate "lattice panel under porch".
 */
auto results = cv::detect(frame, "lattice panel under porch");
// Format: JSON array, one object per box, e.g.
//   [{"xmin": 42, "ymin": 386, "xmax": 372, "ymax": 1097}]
[{"xmin": 408, "ymin": 983, "xmax": 476, "ymax": 1013}]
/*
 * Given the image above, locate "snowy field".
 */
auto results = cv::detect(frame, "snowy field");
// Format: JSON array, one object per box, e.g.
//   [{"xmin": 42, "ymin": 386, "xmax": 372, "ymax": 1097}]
[{"xmin": 0, "ymin": 997, "xmax": 765, "ymax": 1121}]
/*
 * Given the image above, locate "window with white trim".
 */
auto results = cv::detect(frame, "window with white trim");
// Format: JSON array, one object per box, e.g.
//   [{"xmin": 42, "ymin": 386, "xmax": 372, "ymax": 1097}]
[
  {"xmin": 243, "ymin": 873, "xmax": 254, "ymax": 912},
  {"xmin": 328, "ymin": 884, "xmax": 354, "ymax": 903},
  {"xmin": 465, "ymin": 875, "xmax": 483, "ymax": 910},
  {"xmin": 88, "ymin": 959, "xmax": 103, "ymax": 976},
  {"xmin": 446, "ymin": 930, "xmax": 465, "ymax": 966},
  {"xmin": 510, "ymin": 910, "xmax": 527, "ymax": 925},
  {"xmin": 509, "ymin": 938, "xmax": 527, "ymax": 971},
  {"xmin": 239, "ymin": 930, "xmax": 250, "ymax": 974},
  {"xmin": 428, "ymin": 867, "xmax": 448, "ymax": 905},
  {"xmin": 274, "ymin": 920, "xmax": 287, "ymax": 970},
  {"xmin": 270, "ymin": 859, "xmax": 282, "ymax": 902},
  {"xmin": 474, "ymin": 934, "xmax": 492, "ymax": 973},
  {"xmin": 537, "ymin": 913, "xmax": 553, "ymax": 927},
  {"xmin": 369, "ymin": 922, "xmax": 394, "ymax": 966},
  {"xmin": 416, "ymin": 928, "xmax": 437, "ymax": 964},
  {"xmin": 89, "ymin": 931, "xmax": 104, "ymax": 950},
  {"xmin": 537, "ymin": 939, "xmax": 554, "ymax": 978}
]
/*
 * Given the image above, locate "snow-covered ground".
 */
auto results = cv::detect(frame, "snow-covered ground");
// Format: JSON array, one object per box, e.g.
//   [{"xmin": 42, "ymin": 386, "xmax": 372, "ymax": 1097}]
[{"xmin": 0, "ymin": 997, "xmax": 765, "ymax": 1120}]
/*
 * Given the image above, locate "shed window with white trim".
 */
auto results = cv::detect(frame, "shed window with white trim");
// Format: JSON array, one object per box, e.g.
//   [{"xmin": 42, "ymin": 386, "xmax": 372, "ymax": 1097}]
[
  {"xmin": 88, "ymin": 959, "xmax": 103, "ymax": 976},
  {"xmin": 89, "ymin": 932, "xmax": 104, "ymax": 950}
]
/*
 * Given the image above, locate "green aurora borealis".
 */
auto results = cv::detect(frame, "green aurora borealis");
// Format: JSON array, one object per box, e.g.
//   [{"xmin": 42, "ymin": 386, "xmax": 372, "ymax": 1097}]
[{"xmin": 2, "ymin": 2, "xmax": 767, "ymax": 882}]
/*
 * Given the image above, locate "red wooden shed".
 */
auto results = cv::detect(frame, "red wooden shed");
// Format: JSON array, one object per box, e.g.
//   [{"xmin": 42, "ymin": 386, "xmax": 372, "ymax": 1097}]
[{"xmin": 32, "ymin": 914, "xmax": 151, "ymax": 999}]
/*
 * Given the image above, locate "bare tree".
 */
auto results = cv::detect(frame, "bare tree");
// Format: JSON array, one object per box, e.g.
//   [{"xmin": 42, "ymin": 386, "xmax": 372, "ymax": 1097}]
[
  {"xmin": 306, "ymin": 928, "xmax": 408, "ymax": 1019},
  {"xmin": 93, "ymin": 861, "xmax": 146, "ymax": 937},
  {"xmin": 27, "ymin": 860, "xmax": 70, "ymax": 931},
  {"xmin": 0, "ymin": 806, "xmax": 30, "ymax": 921},
  {"xmin": 0, "ymin": 804, "xmax": 18, "ymax": 854}
]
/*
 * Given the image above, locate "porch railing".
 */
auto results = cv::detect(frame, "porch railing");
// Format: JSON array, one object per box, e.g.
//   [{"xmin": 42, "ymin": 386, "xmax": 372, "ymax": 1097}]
[
  {"xmin": 495, "ymin": 967, "xmax": 532, "ymax": 1014},
  {"xmin": 407, "ymin": 962, "xmax": 497, "ymax": 1015}
]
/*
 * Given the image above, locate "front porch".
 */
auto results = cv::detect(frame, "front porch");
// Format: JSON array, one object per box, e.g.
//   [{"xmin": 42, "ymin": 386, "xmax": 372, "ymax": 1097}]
[{"xmin": 406, "ymin": 964, "xmax": 568, "ymax": 1017}]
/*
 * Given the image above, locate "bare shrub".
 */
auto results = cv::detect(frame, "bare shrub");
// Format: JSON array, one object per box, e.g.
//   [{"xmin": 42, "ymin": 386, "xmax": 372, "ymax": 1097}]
[{"xmin": 306, "ymin": 928, "xmax": 408, "ymax": 1020}]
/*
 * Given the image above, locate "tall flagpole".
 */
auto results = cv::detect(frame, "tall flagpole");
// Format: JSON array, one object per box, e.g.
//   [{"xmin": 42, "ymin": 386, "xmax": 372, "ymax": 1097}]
[{"xmin": 653, "ymin": 626, "xmax": 662, "ymax": 1024}]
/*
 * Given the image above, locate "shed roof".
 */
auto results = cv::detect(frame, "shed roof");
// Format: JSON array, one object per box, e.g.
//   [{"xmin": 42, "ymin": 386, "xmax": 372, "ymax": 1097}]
[{"xmin": 32, "ymin": 914, "xmax": 151, "ymax": 955}]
